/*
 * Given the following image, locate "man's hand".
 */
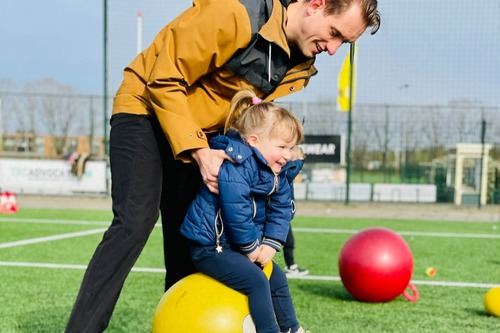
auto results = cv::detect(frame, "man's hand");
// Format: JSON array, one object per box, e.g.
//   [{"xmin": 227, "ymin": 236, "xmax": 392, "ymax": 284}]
[{"xmin": 191, "ymin": 148, "xmax": 230, "ymax": 194}]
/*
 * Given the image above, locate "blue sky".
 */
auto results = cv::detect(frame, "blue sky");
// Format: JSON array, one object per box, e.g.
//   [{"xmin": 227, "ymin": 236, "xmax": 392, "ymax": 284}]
[{"xmin": 1, "ymin": 0, "xmax": 499, "ymax": 107}]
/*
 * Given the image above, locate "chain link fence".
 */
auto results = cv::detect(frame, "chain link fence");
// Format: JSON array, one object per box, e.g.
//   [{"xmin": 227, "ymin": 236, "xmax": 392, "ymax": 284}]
[{"xmin": 1, "ymin": 91, "xmax": 499, "ymax": 203}]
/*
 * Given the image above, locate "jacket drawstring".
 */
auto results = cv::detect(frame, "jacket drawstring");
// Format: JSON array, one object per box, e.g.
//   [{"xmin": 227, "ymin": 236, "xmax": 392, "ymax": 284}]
[{"xmin": 268, "ymin": 43, "xmax": 272, "ymax": 82}]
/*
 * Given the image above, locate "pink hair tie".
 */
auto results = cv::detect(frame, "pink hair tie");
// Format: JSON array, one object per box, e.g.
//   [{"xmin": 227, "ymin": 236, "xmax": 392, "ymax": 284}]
[{"xmin": 252, "ymin": 96, "xmax": 262, "ymax": 105}]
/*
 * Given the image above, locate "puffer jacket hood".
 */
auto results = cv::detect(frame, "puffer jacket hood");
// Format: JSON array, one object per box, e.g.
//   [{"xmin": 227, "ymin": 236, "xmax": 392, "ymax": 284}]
[
  {"xmin": 282, "ymin": 158, "xmax": 304, "ymax": 219},
  {"xmin": 283, "ymin": 158, "xmax": 304, "ymax": 184}
]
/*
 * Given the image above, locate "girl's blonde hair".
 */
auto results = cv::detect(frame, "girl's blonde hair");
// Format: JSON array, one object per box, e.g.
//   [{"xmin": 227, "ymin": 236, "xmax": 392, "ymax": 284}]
[{"xmin": 224, "ymin": 90, "xmax": 304, "ymax": 144}]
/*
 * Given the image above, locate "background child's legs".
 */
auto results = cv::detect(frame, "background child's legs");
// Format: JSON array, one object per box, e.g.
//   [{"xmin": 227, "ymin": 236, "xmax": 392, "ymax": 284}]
[
  {"xmin": 269, "ymin": 262, "xmax": 300, "ymax": 333},
  {"xmin": 192, "ymin": 246, "xmax": 279, "ymax": 333},
  {"xmin": 283, "ymin": 229, "xmax": 295, "ymax": 267}
]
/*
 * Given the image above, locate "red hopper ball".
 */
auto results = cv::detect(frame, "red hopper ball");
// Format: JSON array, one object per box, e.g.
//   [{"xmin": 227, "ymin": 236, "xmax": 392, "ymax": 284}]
[{"xmin": 338, "ymin": 227, "xmax": 418, "ymax": 302}]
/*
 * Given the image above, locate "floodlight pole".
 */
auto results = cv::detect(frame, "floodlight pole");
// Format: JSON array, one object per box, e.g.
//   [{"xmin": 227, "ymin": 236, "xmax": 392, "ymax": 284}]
[
  {"xmin": 103, "ymin": 0, "xmax": 110, "ymax": 195},
  {"xmin": 103, "ymin": 0, "xmax": 109, "ymax": 157},
  {"xmin": 0, "ymin": 98, "xmax": 4, "ymax": 151},
  {"xmin": 137, "ymin": 12, "xmax": 143, "ymax": 55},
  {"xmin": 345, "ymin": 43, "xmax": 355, "ymax": 206},
  {"xmin": 478, "ymin": 117, "xmax": 486, "ymax": 209}
]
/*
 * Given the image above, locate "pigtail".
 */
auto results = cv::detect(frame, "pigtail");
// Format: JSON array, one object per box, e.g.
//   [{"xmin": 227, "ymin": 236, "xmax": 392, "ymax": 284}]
[
  {"xmin": 224, "ymin": 90, "xmax": 257, "ymax": 133},
  {"xmin": 224, "ymin": 89, "xmax": 302, "ymax": 145}
]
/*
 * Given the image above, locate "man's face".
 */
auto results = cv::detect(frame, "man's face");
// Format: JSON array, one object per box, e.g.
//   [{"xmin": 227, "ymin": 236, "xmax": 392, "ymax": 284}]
[{"xmin": 292, "ymin": 0, "xmax": 367, "ymax": 58}]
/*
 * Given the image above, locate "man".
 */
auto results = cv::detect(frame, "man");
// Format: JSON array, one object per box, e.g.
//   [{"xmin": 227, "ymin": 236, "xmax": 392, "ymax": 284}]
[{"xmin": 65, "ymin": 0, "xmax": 380, "ymax": 331}]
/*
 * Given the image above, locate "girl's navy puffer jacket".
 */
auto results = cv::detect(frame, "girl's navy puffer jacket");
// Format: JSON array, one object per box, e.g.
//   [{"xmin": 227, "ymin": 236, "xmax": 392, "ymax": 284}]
[{"xmin": 180, "ymin": 130, "xmax": 293, "ymax": 253}]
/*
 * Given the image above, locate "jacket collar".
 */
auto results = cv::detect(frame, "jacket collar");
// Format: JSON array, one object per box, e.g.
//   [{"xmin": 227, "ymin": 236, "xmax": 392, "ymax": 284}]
[
  {"xmin": 210, "ymin": 130, "xmax": 270, "ymax": 167},
  {"xmin": 260, "ymin": 0, "xmax": 290, "ymax": 55},
  {"xmin": 280, "ymin": 0, "xmax": 293, "ymax": 7}
]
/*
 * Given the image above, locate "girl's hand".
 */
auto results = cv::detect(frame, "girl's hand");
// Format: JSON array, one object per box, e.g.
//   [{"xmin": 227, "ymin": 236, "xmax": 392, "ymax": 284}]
[
  {"xmin": 245, "ymin": 248, "xmax": 260, "ymax": 263},
  {"xmin": 256, "ymin": 245, "xmax": 276, "ymax": 267}
]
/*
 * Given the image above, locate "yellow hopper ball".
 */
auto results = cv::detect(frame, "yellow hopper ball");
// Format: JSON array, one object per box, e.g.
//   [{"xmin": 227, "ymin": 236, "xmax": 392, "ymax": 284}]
[
  {"xmin": 262, "ymin": 261, "xmax": 273, "ymax": 279},
  {"xmin": 484, "ymin": 287, "xmax": 500, "ymax": 317},
  {"xmin": 153, "ymin": 263, "xmax": 273, "ymax": 333}
]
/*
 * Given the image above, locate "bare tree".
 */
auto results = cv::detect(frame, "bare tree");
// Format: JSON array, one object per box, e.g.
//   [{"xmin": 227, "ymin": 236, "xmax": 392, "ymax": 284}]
[
  {"xmin": 0, "ymin": 79, "xmax": 17, "ymax": 151},
  {"xmin": 372, "ymin": 106, "xmax": 397, "ymax": 180},
  {"xmin": 420, "ymin": 107, "xmax": 445, "ymax": 161},
  {"xmin": 23, "ymin": 78, "xmax": 84, "ymax": 156},
  {"xmin": 0, "ymin": 79, "xmax": 20, "ymax": 135},
  {"xmin": 351, "ymin": 116, "xmax": 371, "ymax": 180},
  {"xmin": 453, "ymin": 109, "xmax": 468, "ymax": 143}
]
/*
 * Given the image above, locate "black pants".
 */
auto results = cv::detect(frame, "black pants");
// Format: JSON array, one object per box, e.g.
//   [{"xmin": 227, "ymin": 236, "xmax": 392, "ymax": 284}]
[
  {"xmin": 283, "ymin": 227, "xmax": 295, "ymax": 267},
  {"xmin": 65, "ymin": 114, "xmax": 199, "ymax": 332}
]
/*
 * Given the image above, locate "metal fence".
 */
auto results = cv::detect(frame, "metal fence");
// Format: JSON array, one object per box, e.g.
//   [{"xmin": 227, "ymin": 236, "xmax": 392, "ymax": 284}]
[
  {"xmin": 1, "ymin": 91, "xmax": 498, "ymax": 204},
  {"xmin": 3, "ymin": 91, "xmax": 497, "ymax": 157},
  {"xmin": 0, "ymin": 92, "xmax": 108, "ymax": 157},
  {"xmin": 282, "ymin": 101, "xmax": 500, "ymax": 169}
]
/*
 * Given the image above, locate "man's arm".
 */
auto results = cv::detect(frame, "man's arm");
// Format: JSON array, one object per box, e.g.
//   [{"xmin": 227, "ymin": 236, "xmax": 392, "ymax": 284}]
[{"xmin": 145, "ymin": 0, "xmax": 252, "ymax": 159}]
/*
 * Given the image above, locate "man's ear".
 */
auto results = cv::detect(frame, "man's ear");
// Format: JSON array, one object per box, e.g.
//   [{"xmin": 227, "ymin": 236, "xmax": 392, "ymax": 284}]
[
  {"xmin": 307, "ymin": 0, "xmax": 326, "ymax": 14},
  {"xmin": 246, "ymin": 134, "xmax": 259, "ymax": 146}
]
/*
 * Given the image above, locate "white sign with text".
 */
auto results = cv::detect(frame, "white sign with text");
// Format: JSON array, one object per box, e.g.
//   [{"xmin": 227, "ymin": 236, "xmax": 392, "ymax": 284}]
[{"xmin": 0, "ymin": 158, "xmax": 107, "ymax": 195}]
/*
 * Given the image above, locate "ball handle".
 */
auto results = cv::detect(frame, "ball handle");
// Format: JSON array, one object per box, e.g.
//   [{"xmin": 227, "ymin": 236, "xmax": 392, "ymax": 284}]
[{"xmin": 402, "ymin": 282, "xmax": 419, "ymax": 302}]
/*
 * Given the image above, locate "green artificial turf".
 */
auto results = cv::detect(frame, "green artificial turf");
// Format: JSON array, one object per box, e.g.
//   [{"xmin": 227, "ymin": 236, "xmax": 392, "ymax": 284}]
[{"xmin": 0, "ymin": 208, "xmax": 499, "ymax": 332}]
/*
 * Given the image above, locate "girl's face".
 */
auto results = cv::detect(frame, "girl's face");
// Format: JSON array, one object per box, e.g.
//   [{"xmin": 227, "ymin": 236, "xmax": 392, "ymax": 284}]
[{"xmin": 247, "ymin": 134, "xmax": 297, "ymax": 173}]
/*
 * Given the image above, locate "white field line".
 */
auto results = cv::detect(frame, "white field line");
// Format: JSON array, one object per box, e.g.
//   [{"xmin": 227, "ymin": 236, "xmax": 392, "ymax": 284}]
[
  {"xmin": 293, "ymin": 227, "xmax": 500, "ymax": 239},
  {"xmin": 286, "ymin": 275, "xmax": 499, "ymax": 289},
  {"xmin": 0, "ymin": 261, "xmax": 164, "ymax": 273},
  {"xmin": 0, "ymin": 218, "xmax": 496, "ymax": 239},
  {"xmin": 0, "ymin": 217, "xmax": 110, "ymax": 226},
  {"xmin": 0, "ymin": 218, "xmax": 497, "ymax": 290},
  {"xmin": 0, "ymin": 228, "xmax": 107, "ymax": 249},
  {"xmin": 0, "ymin": 261, "xmax": 497, "ymax": 289},
  {"xmin": 0, "ymin": 217, "xmax": 162, "ymax": 227}
]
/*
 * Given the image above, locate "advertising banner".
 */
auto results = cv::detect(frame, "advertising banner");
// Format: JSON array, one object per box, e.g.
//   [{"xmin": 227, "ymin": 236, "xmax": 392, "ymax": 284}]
[
  {"xmin": 300, "ymin": 135, "xmax": 343, "ymax": 164},
  {"xmin": 0, "ymin": 159, "xmax": 107, "ymax": 195}
]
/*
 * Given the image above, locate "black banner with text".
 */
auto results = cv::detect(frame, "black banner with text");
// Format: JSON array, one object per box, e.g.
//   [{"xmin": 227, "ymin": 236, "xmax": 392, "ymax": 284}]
[{"xmin": 300, "ymin": 135, "xmax": 343, "ymax": 164}]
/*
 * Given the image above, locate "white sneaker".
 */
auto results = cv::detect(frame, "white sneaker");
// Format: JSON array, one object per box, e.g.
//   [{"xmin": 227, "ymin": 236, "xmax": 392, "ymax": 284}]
[{"xmin": 284, "ymin": 264, "xmax": 309, "ymax": 277}]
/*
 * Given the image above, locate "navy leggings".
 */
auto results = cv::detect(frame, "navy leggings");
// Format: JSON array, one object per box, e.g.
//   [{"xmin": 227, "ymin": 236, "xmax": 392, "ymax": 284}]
[{"xmin": 190, "ymin": 244, "xmax": 299, "ymax": 333}]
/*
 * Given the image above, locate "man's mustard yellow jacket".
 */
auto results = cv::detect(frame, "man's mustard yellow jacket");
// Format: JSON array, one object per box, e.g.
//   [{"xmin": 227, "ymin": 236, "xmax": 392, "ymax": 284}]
[{"xmin": 113, "ymin": 0, "xmax": 317, "ymax": 162}]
